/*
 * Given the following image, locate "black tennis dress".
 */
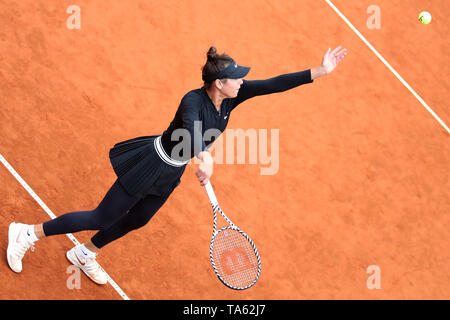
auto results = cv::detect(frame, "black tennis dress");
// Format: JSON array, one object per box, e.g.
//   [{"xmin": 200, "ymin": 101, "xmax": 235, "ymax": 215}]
[{"xmin": 109, "ymin": 69, "xmax": 314, "ymax": 199}]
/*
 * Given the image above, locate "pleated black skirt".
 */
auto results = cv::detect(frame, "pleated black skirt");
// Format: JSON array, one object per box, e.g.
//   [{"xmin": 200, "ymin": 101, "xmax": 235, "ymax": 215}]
[{"xmin": 109, "ymin": 135, "xmax": 187, "ymax": 198}]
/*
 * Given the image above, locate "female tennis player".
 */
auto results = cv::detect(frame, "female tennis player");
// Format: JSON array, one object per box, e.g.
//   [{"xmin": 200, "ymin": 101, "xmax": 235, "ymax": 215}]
[{"xmin": 7, "ymin": 46, "xmax": 347, "ymax": 284}]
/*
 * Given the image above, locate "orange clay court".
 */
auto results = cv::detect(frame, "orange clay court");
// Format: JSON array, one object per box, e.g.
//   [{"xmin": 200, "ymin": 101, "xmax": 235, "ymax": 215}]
[{"xmin": 0, "ymin": 0, "xmax": 449, "ymax": 300}]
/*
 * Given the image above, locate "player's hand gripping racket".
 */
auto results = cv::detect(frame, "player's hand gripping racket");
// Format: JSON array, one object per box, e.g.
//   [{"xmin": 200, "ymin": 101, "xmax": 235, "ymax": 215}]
[{"xmin": 204, "ymin": 181, "xmax": 261, "ymax": 290}]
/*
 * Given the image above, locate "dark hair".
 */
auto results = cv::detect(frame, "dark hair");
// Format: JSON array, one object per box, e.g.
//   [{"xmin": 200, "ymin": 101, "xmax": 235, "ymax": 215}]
[{"xmin": 202, "ymin": 46, "xmax": 234, "ymax": 89}]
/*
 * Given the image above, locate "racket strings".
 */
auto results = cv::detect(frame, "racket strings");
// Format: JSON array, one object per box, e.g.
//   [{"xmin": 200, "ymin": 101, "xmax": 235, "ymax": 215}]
[{"xmin": 212, "ymin": 228, "xmax": 259, "ymax": 288}]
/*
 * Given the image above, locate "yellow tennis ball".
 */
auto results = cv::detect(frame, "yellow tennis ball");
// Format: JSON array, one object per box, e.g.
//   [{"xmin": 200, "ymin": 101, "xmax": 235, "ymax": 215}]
[{"xmin": 419, "ymin": 11, "xmax": 432, "ymax": 24}]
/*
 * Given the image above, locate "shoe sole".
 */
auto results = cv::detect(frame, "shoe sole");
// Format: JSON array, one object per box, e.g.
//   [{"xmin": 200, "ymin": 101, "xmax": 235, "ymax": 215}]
[
  {"xmin": 66, "ymin": 249, "xmax": 107, "ymax": 285},
  {"xmin": 7, "ymin": 223, "xmax": 22, "ymax": 273}
]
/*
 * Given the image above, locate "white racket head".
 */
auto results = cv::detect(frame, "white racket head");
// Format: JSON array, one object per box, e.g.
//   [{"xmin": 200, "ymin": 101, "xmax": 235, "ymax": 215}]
[{"xmin": 210, "ymin": 225, "xmax": 261, "ymax": 290}]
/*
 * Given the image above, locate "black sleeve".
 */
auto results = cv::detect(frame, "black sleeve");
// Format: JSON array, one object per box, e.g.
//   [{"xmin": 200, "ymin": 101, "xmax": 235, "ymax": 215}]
[
  {"xmin": 179, "ymin": 94, "xmax": 208, "ymax": 157},
  {"xmin": 232, "ymin": 69, "xmax": 314, "ymax": 109}
]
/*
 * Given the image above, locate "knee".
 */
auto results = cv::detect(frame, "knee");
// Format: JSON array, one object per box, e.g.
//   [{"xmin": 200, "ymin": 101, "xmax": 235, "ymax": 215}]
[
  {"xmin": 90, "ymin": 208, "xmax": 112, "ymax": 231},
  {"xmin": 126, "ymin": 212, "xmax": 153, "ymax": 231}
]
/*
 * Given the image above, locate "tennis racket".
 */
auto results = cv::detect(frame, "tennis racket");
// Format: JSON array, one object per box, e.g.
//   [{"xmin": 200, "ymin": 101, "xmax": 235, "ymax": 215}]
[{"xmin": 204, "ymin": 181, "xmax": 261, "ymax": 290}]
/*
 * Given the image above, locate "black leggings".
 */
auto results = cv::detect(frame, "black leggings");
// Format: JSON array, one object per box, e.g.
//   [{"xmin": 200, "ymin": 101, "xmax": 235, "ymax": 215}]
[{"xmin": 43, "ymin": 179, "xmax": 169, "ymax": 248}]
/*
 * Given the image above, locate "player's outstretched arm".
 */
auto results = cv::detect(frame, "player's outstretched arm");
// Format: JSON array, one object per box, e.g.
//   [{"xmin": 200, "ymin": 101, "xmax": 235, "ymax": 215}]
[{"xmin": 311, "ymin": 46, "xmax": 348, "ymax": 80}]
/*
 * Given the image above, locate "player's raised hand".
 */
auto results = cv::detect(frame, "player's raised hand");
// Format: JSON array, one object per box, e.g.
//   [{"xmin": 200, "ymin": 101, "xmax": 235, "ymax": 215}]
[{"xmin": 321, "ymin": 46, "xmax": 348, "ymax": 74}]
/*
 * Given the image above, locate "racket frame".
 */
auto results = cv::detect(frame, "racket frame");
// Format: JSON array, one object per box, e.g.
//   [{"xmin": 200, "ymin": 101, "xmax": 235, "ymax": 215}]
[{"xmin": 205, "ymin": 182, "xmax": 261, "ymax": 290}]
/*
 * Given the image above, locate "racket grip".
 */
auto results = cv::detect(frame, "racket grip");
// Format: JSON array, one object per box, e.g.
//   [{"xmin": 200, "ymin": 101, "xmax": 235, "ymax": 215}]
[{"xmin": 204, "ymin": 181, "xmax": 219, "ymax": 207}]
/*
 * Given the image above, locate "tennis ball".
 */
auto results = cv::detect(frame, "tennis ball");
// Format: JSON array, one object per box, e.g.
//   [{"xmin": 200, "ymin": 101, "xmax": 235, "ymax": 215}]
[{"xmin": 418, "ymin": 11, "xmax": 432, "ymax": 24}]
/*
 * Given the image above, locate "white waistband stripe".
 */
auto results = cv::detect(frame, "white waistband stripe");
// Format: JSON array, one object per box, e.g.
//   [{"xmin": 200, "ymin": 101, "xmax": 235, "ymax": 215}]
[{"xmin": 154, "ymin": 136, "xmax": 189, "ymax": 167}]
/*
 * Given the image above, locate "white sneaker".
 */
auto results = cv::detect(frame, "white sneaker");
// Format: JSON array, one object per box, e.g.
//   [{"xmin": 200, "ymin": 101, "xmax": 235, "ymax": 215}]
[
  {"xmin": 66, "ymin": 246, "xmax": 108, "ymax": 285},
  {"xmin": 7, "ymin": 223, "xmax": 35, "ymax": 273}
]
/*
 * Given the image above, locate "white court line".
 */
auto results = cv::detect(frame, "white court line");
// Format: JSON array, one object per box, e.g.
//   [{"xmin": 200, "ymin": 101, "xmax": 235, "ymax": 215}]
[
  {"xmin": 0, "ymin": 153, "xmax": 130, "ymax": 300},
  {"xmin": 325, "ymin": 0, "xmax": 450, "ymax": 135}
]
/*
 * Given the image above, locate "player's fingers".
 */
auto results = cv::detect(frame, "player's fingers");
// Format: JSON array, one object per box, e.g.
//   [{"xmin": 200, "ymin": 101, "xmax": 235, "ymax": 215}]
[
  {"xmin": 200, "ymin": 177, "xmax": 209, "ymax": 186},
  {"xmin": 336, "ymin": 48, "xmax": 347, "ymax": 57},
  {"xmin": 197, "ymin": 170, "xmax": 207, "ymax": 180},
  {"xmin": 196, "ymin": 167, "xmax": 207, "ymax": 177},
  {"xmin": 197, "ymin": 173, "xmax": 206, "ymax": 183},
  {"xmin": 331, "ymin": 46, "xmax": 342, "ymax": 55},
  {"xmin": 337, "ymin": 51, "xmax": 346, "ymax": 59}
]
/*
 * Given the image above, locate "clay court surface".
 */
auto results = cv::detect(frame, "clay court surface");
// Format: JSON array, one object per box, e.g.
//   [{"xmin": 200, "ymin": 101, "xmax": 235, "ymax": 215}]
[{"xmin": 0, "ymin": 0, "xmax": 448, "ymax": 300}]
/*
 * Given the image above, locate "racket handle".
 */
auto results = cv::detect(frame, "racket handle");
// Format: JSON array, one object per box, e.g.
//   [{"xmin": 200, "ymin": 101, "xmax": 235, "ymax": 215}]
[{"xmin": 204, "ymin": 181, "xmax": 219, "ymax": 207}]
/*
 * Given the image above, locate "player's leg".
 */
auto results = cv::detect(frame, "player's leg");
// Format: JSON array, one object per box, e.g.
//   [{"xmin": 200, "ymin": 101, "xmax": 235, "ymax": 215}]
[
  {"xmin": 66, "ymin": 193, "xmax": 169, "ymax": 285},
  {"xmin": 60, "ymin": 179, "xmax": 141, "ymax": 285},
  {"xmin": 42, "ymin": 179, "xmax": 141, "ymax": 236},
  {"xmin": 89, "ymin": 193, "xmax": 169, "ymax": 249},
  {"xmin": 7, "ymin": 179, "xmax": 140, "ymax": 274}
]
